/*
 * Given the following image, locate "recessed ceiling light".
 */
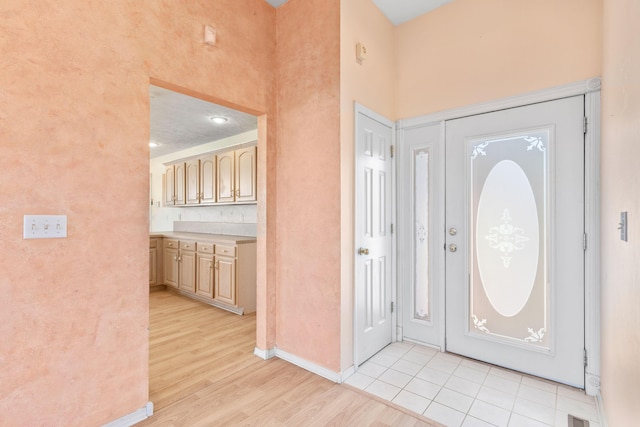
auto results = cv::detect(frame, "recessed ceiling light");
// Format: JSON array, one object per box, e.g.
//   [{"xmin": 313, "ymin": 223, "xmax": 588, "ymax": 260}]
[
  {"xmin": 209, "ymin": 116, "xmax": 228, "ymax": 124},
  {"xmin": 149, "ymin": 142, "xmax": 160, "ymax": 147}
]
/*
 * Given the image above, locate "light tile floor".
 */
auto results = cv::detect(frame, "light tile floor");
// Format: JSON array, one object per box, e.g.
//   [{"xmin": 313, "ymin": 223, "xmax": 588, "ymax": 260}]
[{"xmin": 344, "ymin": 342, "xmax": 601, "ymax": 427}]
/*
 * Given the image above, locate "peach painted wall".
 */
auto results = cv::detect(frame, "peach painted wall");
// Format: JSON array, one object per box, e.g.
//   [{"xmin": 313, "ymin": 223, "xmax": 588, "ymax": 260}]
[
  {"xmin": 275, "ymin": 0, "xmax": 342, "ymax": 371},
  {"xmin": 395, "ymin": 0, "xmax": 602, "ymax": 118},
  {"xmin": 0, "ymin": 1, "xmax": 276, "ymax": 425},
  {"xmin": 600, "ymin": 1, "xmax": 640, "ymax": 424},
  {"xmin": 340, "ymin": 0, "xmax": 396, "ymax": 370}
]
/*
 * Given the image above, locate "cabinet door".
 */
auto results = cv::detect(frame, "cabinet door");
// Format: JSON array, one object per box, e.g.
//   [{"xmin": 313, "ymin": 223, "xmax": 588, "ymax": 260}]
[
  {"xmin": 174, "ymin": 162, "xmax": 186, "ymax": 205},
  {"xmin": 185, "ymin": 159, "xmax": 200, "ymax": 205},
  {"xmin": 196, "ymin": 253, "xmax": 215, "ymax": 299},
  {"xmin": 235, "ymin": 146, "xmax": 257, "ymax": 202},
  {"xmin": 179, "ymin": 250, "xmax": 196, "ymax": 293},
  {"xmin": 149, "ymin": 247, "xmax": 157, "ymax": 286},
  {"xmin": 163, "ymin": 165, "xmax": 175, "ymax": 206},
  {"xmin": 217, "ymin": 151, "xmax": 235, "ymax": 203},
  {"xmin": 214, "ymin": 256, "xmax": 236, "ymax": 306},
  {"xmin": 163, "ymin": 248, "xmax": 179, "ymax": 288},
  {"xmin": 199, "ymin": 156, "xmax": 216, "ymax": 204}
]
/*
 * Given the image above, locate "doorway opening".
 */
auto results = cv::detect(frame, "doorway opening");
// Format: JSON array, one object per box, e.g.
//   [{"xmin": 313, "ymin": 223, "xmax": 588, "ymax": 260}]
[{"xmin": 148, "ymin": 81, "xmax": 264, "ymax": 411}]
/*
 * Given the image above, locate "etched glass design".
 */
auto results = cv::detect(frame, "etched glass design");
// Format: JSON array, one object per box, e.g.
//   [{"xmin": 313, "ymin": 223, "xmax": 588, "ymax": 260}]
[
  {"xmin": 469, "ymin": 130, "xmax": 550, "ymax": 349},
  {"xmin": 413, "ymin": 149, "xmax": 429, "ymax": 321}
]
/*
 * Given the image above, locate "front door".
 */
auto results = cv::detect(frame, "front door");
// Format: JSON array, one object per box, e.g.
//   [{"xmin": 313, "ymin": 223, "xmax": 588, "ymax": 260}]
[
  {"xmin": 355, "ymin": 108, "xmax": 394, "ymax": 365},
  {"xmin": 445, "ymin": 96, "xmax": 585, "ymax": 387}
]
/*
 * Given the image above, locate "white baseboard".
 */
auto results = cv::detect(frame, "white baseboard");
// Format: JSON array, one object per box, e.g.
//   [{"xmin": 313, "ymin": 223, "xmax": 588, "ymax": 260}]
[
  {"xmin": 254, "ymin": 346, "xmax": 276, "ymax": 359},
  {"xmin": 274, "ymin": 347, "xmax": 353, "ymax": 383},
  {"xmin": 102, "ymin": 402, "xmax": 153, "ymax": 427}
]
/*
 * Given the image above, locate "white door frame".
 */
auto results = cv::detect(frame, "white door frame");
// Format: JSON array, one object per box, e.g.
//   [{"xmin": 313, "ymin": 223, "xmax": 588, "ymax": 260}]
[
  {"xmin": 396, "ymin": 77, "xmax": 601, "ymax": 396},
  {"xmin": 353, "ymin": 103, "xmax": 397, "ymax": 367}
]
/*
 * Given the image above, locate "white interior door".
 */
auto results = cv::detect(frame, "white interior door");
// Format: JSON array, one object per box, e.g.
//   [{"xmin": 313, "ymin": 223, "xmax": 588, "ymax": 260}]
[
  {"xmin": 445, "ymin": 96, "xmax": 585, "ymax": 387},
  {"xmin": 355, "ymin": 108, "xmax": 393, "ymax": 365}
]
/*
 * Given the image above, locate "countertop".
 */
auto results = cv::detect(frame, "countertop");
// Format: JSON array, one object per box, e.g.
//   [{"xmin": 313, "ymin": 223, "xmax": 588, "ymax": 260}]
[{"xmin": 149, "ymin": 231, "xmax": 256, "ymax": 244}]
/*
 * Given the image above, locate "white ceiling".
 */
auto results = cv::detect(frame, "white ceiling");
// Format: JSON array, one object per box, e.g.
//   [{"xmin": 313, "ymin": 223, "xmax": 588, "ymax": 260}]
[
  {"xmin": 263, "ymin": 0, "xmax": 453, "ymax": 25},
  {"xmin": 149, "ymin": 86, "xmax": 257, "ymax": 158}
]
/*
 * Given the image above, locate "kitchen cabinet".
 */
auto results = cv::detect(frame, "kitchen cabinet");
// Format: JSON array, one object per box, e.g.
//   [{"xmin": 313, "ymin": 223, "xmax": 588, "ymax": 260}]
[
  {"xmin": 155, "ymin": 234, "xmax": 256, "ymax": 314},
  {"xmin": 163, "ymin": 239, "xmax": 179, "ymax": 288},
  {"xmin": 199, "ymin": 155, "xmax": 217, "ymax": 204},
  {"xmin": 195, "ymin": 242, "xmax": 214, "ymax": 299},
  {"xmin": 185, "ymin": 159, "xmax": 200, "ymax": 205},
  {"xmin": 216, "ymin": 146, "xmax": 257, "ymax": 204},
  {"xmin": 178, "ymin": 241, "xmax": 196, "ymax": 293},
  {"xmin": 149, "ymin": 238, "xmax": 158, "ymax": 286},
  {"xmin": 150, "ymin": 237, "xmax": 164, "ymax": 290},
  {"xmin": 217, "ymin": 150, "xmax": 235, "ymax": 203},
  {"xmin": 163, "ymin": 163, "xmax": 186, "ymax": 206},
  {"xmin": 214, "ymin": 245, "xmax": 236, "ymax": 306},
  {"xmin": 235, "ymin": 146, "xmax": 257, "ymax": 203},
  {"xmin": 163, "ymin": 146, "xmax": 254, "ymax": 206}
]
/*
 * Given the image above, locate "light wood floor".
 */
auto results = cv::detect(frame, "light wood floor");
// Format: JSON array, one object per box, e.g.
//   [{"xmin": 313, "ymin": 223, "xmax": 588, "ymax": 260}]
[{"xmin": 140, "ymin": 290, "xmax": 440, "ymax": 426}]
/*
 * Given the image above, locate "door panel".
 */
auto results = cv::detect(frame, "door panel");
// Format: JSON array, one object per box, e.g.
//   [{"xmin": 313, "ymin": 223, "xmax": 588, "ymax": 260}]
[
  {"xmin": 356, "ymin": 110, "xmax": 393, "ymax": 365},
  {"xmin": 445, "ymin": 96, "xmax": 585, "ymax": 387},
  {"xmin": 398, "ymin": 123, "xmax": 444, "ymax": 346}
]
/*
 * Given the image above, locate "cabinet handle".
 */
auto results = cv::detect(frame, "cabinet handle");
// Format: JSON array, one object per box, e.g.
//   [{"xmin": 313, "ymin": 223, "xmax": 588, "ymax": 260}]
[
  {"xmin": 235, "ymin": 189, "xmax": 240, "ymax": 197},
  {"xmin": 215, "ymin": 261, "xmax": 219, "ymax": 269},
  {"xmin": 209, "ymin": 261, "xmax": 213, "ymax": 269},
  {"xmin": 174, "ymin": 255, "xmax": 178, "ymax": 261}
]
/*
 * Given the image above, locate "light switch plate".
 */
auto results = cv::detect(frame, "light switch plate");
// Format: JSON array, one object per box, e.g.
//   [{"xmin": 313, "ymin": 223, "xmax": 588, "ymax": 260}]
[{"xmin": 24, "ymin": 215, "xmax": 67, "ymax": 239}]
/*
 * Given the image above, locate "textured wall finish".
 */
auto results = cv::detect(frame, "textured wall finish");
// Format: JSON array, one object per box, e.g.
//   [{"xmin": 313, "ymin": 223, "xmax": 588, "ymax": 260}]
[
  {"xmin": 0, "ymin": 1, "xmax": 276, "ymax": 425},
  {"xmin": 395, "ymin": 0, "xmax": 603, "ymax": 118},
  {"xmin": 601, "ymin": 0, "xmax": 640, "ymax": 424},
  {"xmin": 276, "ymin": 0, "xmax": 342, "ymax": 372},
  {"xmin": 339, "ymin": 0, "xmax": 396, "ymax": 371}
]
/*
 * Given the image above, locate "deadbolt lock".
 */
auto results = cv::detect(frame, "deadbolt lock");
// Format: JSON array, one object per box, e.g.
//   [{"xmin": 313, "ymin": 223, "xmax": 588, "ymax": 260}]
[{"xmin": 449, "ymin": 244, "xmax": 457, "ymax": 253}]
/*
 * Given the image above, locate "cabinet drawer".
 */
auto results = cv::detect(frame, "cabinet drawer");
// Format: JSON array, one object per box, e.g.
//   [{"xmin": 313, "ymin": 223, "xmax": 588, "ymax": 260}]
[
  {"xmin": 214, "ymin": 244, "xmax": 236, "ymax": 257},
  {"xmin": 149, "ymin": 239, "xmax": 158, "ymax": 248},
  {"xmin": 180, "ymin": 241, "xmax": 196, "ymax": 251},
  {"xmin": 164, "ymin": 239, "xmax": 179, "ymax": 249},
  {"xmin": 197, "ymin": 242, "xmax": 214, "ymax": 253}
]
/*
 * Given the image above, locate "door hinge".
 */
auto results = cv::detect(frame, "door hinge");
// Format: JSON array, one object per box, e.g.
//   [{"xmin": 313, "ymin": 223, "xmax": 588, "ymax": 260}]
[
  {"xmin": 583, "ymin": 116, "xmax": 588, "ymax": 134},
  {"xmin": 390, "ymin": 223, "xmax": 394, "ymax": 234},
  {"xmin": 583, "ymin": 233, "xmax": 587, "ymax": 251},
  {"xmin": 391, "ymin": 301, "xmax": 395, "ymax": 313},
  {"xmin": 584, "ymin": 349, "xmax": 588, "ymax": 367},
  {"xmin": 390, "ymin": 145, "xmax": 395, "ymax": 158}
]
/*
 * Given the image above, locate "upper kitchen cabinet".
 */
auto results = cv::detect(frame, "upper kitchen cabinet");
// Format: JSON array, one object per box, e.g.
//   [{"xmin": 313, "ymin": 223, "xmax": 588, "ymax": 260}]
[
  {"xmin": 217, "ymin": 146, "xmax": 257, "ymax": 204},
  {"xmin": 164, "ymin": 162, "xmax": 186, "ymax": 206},
  {"xmin": 217, "ymin": 150, "xmax": 236, "ymax": 203},
  {"xmin": 185, "ymin": 159, "xmax": 200, "ymax": 205},
  {"xmin": 235, "ymin": 146, "xmax": 257, "ymax": 203},
  {"xmin": 199, "ymin": 155, "xmax": 217, "ymax": 204},
  {"xmin": 163, "ymin": 146, "xmax": 256, "ymax": 207}
]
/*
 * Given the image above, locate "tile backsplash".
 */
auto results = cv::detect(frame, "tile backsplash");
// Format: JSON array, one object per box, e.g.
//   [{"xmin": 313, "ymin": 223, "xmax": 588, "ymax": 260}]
[
  {"xmin": 150, "ymin": 204, "xmax": 257, "ymax": 235},
  {"xmin": 173, "ymin": 221, "xmax": 257, "ymax": 237}
]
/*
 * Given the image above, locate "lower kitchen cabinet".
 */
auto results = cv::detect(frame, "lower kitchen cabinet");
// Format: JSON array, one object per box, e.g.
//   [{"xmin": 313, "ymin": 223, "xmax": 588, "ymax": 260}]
[
  {"xmin": 156, "ymin": 235, "xmax": 256, "ymax": 314},
  {"xmin": 149, "ymin": 238, "xmax": 163, "ymax": 289},
  {"xmin": 214, "ymin": 254, "xmax": 236, "ymax": 306},
  {"xmin": 195, "ymin": 243, "xmax": 215, "ymax": 299},
  {"xmin": 178, "ymin": 241, "xmax": 196, "ymax": 293},
  {"xmin": 163, "ymin": 239, "xmax": 179, "ymax": 288}
]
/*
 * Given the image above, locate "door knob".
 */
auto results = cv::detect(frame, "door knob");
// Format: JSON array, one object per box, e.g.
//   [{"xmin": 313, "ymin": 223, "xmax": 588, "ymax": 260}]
[
  {"xmin": 358, "ymin": 247, "xmax": 370, "ymax": 256},
  {"xmin": 449, "ymin": 244, "xmax": 457, "ymax": 253}
]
